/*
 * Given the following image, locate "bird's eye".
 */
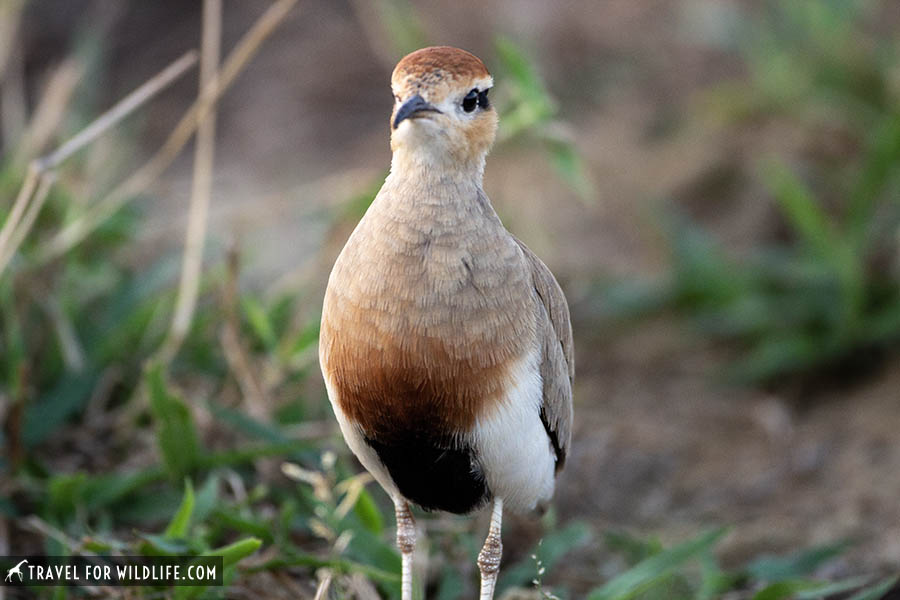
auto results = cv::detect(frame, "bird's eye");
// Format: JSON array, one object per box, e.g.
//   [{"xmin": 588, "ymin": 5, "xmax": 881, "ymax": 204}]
[
  {"xmin": 477, "ymin": 89, "xmax": 489, "ymax": 109},
  {"xmin": 462, "ymin": 89, "xmax": 478, "ymax": 112}
]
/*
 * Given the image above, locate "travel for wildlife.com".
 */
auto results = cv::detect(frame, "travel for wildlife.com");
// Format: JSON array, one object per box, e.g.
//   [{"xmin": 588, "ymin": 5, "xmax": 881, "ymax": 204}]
[{"xmin": 1, "ymin": 556, "xmax": 223, "ymax": 587}]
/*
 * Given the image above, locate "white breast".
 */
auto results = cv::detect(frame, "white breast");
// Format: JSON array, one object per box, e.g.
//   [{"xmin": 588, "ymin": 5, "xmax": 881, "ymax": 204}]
[{"xmin": 472, "ymin": 345, "xmax": 556, "ymax": 514}]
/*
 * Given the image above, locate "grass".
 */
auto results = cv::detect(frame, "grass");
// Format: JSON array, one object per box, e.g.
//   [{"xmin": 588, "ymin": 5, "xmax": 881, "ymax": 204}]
[
  {"xmin": 588, "ymin": 529, "xmax": 897, "ymax": 600},
  {"xmin": 601, "ymin": 0, "xmax": 900, "ymax": 386},
  {"xmin": 1, "ymin": 1, "xmax": 898, "ymax": 599}
]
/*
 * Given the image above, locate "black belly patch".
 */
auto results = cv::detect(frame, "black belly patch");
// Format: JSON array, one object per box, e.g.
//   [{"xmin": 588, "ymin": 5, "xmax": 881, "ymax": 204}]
[{"xmin": 364, "ymin": 436, "xmax": 490, "ymax": 514}]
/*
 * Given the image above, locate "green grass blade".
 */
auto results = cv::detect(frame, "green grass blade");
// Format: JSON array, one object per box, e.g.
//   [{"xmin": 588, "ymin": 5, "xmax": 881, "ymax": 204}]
[
  {"xmin": 494, "ymin": 36, "xmax": 555, "ymax": 140},
  {"xmin": 697, "ymin": 551, "xmax": 740, "ymax": 600},
  {"xmin": 173, "ymin": 538, "xmax": 263, "ymax": 600},
  {"xmin": 146, "ymin": 361, "xmax": 200, "ymax": 480},
  {"xmin": 163, "ymin": 478, "xmax": 195, "ymax": 539},
  {"xmin": 82, "ymin": 467, "xmax": 168, "ymax": 510},
  {"xmin": 212, "ymin": 537, "xmax": 263, "ymax": 569},
  {"xmin": 192, "ymin": 472, "xmax": 220, "ymax": 523},
  {"xmin": 208, "ymin": 401, "xmax": 291, "ymax": 443},
  {"xmin": 352, "ymin": 487, "xmax": 385, "ymax": 535},
  {"xmin": 604, "ymin": 530, "xmax": 665, "ymax": 566},
  {"xmin": 753, "ymin": 580, "xmax": 825, "ymax": 600},
  {"xmin": 23, "ymin": 371, "xmax": 98, "ymax": 447},
  {"xmin": 745, "ymin": 541, "xmax": 849, "ymax": 581},
  {"xmin": 137, "ymin": 532, "xmax": 190, "ymax": 556},
  {"xmin": 764, "ymin": 162, "xmax": 834, "ymax": 259},
  {"xmin": 211, "ymin": 507, "xmax": 274, "ymax": 543},
  {"xmin": 849, "ymin": 113, "xmax": 900, "ymax": 242},
  {"xmin": 794, "ymin": 576, "xmax": 872, "ymax": 599},
  {"xmin": 495, "ymin": 36, "xmax": 547, "ymax": 103},
  {"xmin": 240, "ymin": 296, "xmax": 277, "ymax": 349},
  {"xmin": 844, "ymin": 576, "xmax": 899, "ymax": 600},
  {"xmin": 587, "ymin": 528, "xmax": 728, "ymax": 600},
  {"xmin": 544, "ymin": 136, "xmax": 596, "ymax": 202}
]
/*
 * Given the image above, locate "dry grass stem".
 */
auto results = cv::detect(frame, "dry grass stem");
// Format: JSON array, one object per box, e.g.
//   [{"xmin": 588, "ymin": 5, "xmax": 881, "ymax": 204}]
[
  {"xmin": 0, "ymin": 170, "xmax": 54, "ymax": 273},
  {"xmin": 221, "ymin": 326, "xmax": 269, "ymax": 414},
  {"xmin": 36, "ymin": 0, "xmax": 300, "ymax": 266},
  {"xmin": 36, "ymin": 51, "xmax": 199, "ymax": 171},
  {"xmin": 161, "ymin": 0, "xmax": 222, "ymax": 362},
  {"xmin": 313, "ymin": 571, "xmax": 333, "ymax": 600},
  {"xmin": 15, "ymin": 58, "xmax": 85, "ymax": 165},
  {"xmin": 0, "ymin": 38, "xmax": 26, "ymax": 154},
  {"xmin": 334, "ymin": 473, "xmax": 374, "ymax": 519},
  {"xmin": 347, "ymin": 572, "xmax": 382, "ymax": 600},
  {"xmin": 0, "ymin": 0, "xmax": 26, "ymax": 81},
  {"xmin": 219, "ymin": 244, "xmax": 270, "ymax": 417},
  {"xmin": 0, "ymin": 51, "xmax": 199, "ymax": 278},
  {"xmin": 0, "ymin": 161, "xmax": 38, "ymax": 253},
  {"xmin": 20, "ymin": 516, "xmax": 86, "ymax": 554}
]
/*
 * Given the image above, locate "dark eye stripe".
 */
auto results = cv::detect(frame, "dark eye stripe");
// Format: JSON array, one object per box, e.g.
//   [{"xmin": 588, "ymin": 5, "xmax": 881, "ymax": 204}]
[
  {"xmin": 462, "ymin": 89, "xmax": 478, "ymax": 112},
  {"xmin": 477, "ymin": 89, "xmax": 489, "ymax": 109},
  {"xmin": 462, "ymin": 88, "xmax": 491, "ymax": 113}
]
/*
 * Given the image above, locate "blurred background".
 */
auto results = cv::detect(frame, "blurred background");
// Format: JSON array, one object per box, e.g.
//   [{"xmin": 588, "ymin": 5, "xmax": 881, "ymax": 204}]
[{"xmin": 1, "ymin": 0, "xmax": 899, "ymax": 598}]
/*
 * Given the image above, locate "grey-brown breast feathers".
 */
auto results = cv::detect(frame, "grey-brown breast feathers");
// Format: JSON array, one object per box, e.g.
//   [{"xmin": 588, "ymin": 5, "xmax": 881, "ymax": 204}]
[{"xmin": 514, "ymin": 238, "xmax": 574, "ymax": 472}]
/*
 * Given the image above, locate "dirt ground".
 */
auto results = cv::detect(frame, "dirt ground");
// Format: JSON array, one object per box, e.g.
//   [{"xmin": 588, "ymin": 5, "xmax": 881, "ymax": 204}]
[{"xmin": 20, "ymin": 0, "xmax": 900, "ymax": 590}]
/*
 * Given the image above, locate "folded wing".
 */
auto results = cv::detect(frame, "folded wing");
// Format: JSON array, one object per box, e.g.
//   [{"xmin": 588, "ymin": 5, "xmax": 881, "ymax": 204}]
[{"xmin": 514, "ymin": 238, "xmax": 574, "ymax": 472}]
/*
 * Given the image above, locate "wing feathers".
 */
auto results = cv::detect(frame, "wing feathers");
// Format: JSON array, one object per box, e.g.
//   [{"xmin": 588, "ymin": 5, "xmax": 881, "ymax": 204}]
[{"xmin": 514, "ymin": 238, "xmax": 574, "ymax": 471}]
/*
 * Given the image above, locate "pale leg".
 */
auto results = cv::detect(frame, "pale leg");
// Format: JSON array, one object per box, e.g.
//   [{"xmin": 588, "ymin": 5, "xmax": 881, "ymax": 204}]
[
  {"xmin": 394, "ymin": 497, "xmax": 416, "ymax": 600},
  {"xmin": 477, "ymin": 498, "xmax": 504, "ymax": 600}
]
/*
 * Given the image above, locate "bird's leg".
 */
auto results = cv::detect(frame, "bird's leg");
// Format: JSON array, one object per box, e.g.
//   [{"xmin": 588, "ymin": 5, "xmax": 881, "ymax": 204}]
[
  {"xmin": 393, "ymin": 497, "xmax": 416, "ymax": 600},
  {"xmin": 477, "ymin": 498, "xmax": 504, "ymax": 600}
]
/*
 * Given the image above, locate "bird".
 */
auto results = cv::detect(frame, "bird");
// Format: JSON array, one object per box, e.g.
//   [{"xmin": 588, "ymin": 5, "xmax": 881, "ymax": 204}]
[{"xmin": 319, "ymin": 46, "xmax": 573, "ymax": 600}]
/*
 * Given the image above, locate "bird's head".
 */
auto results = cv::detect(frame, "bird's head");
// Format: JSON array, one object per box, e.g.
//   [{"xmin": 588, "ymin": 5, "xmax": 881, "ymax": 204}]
[{"xmin": 389, "ymin": 46, "xmax": 497, "ymax": 175}]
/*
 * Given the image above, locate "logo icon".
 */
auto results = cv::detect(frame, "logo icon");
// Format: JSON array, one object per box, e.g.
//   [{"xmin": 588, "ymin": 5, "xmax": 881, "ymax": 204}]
[{"xmin": 5, "ymin": 559, "xmax": 28, "ymax": 582}]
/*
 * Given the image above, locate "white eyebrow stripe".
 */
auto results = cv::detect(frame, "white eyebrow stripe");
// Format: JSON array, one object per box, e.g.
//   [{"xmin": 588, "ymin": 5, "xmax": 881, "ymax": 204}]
[{"xmin": 472, "ymin": 76, "xmax": 494, "ymax": 91}]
